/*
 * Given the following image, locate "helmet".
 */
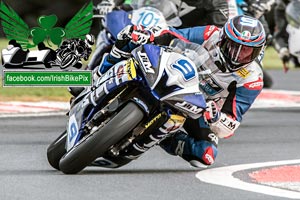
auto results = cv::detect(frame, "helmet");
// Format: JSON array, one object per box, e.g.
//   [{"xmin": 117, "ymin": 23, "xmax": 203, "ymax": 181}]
[
  {"xmin": 219, "ymin": 15, "xmax": 266, "ymax": 71},
  {"xmin": 285, "ymin": 0, "xmax": 300, "ymax": 29},
  {"xmin": 85, "ymin": 34, "xmax": 95, "ymax": 46}
]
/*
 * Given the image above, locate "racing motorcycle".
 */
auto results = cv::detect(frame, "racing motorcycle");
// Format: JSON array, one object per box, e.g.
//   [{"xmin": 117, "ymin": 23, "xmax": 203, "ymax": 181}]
[
  {"xmin": 47, "ymin": 39, "xmax": 211, "ymax": 174},
  {"xmin": 51, "ymin": 38, "xmax": 93, "ymax": 69},
  {"xmin": 88, "ymin": 0, "xmax": 181, "ymax": 70}
]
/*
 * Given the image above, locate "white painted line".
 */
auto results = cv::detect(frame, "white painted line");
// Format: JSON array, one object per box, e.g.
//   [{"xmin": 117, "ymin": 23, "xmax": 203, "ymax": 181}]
[
  {"xmin": 0, "ymin": 101, "xmax": 69, "ymax": 110},
  {"xmin": 196, "ymin": 159, "xmax": 300, "ymax": 199},
  {"xmin": 0, "ymin": 112, "xmax": 67, "ymax": 118}
]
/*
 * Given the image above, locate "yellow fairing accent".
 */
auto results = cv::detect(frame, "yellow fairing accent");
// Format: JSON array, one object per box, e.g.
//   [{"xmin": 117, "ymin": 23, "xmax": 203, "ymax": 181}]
[
  {"xmin": 169, "ymin": 115, "xmax": 186, "ymax": 125},
  {"xmin": 126, "ymin": 59, "xmax": 137, "ymax": 80}
]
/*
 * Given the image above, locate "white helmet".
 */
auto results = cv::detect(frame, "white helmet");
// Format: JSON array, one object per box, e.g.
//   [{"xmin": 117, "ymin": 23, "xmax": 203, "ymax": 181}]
[{"xmin": 85, "ymin": 34, "xmax": 95, "ymax": 46}]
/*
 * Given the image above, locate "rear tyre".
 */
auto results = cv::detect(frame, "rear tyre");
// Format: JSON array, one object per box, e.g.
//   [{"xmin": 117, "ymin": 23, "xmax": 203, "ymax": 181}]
[
  {"xmin": 47, "ymin": 131, "xmax": 67, "ymax": 170},
  {"xmin": 59, "ymin": 102, "xmax": 144, "ymax": 174}
]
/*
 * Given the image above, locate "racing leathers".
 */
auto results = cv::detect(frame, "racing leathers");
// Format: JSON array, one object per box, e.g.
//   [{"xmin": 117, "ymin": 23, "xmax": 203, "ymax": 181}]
[{"xmin": 95, "ymin": 24, "xmax": 264, "ymax": 168}]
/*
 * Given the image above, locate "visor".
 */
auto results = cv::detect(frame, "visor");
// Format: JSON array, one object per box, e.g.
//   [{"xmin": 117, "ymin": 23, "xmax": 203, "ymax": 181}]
[{"xmin": 219, "ymin": 34, "xmax": 263, "ymax": 70}]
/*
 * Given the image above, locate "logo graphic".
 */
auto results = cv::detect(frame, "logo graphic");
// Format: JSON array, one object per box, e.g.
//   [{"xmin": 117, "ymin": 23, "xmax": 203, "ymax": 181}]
[
  {"xmin": 241, "ymin": 31, "xmax": 251, "ymax": 40},
  {"xmin": 0, "ymin": 1, "xmax": 95, "ymax": 74},
  {"xmin": 0, "ymin": 1, "xmax": 93, "ymax": 49}
]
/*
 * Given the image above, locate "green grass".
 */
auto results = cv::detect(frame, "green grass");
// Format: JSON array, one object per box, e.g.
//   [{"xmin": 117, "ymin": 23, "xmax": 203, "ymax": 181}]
[
  {"xmin": 0, "ymin": 82, "xmax": 71, "ymax": 101},
  {"xmin": 0, "ymin": 38, "xmax": 284, "ymax": 101},
  {"xmin": 263, "ymin": 47, "xmax": 283, "ymax": 69}
]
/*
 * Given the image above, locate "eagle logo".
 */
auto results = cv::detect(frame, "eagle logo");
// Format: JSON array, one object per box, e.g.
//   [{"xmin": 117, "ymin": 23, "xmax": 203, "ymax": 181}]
[{"xmin": 0, "ymin": 1, "xmax": 94, "ymax": 49}]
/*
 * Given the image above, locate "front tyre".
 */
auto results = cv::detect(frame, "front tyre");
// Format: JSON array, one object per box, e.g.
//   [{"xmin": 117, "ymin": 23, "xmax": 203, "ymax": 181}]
[
  {"xmin": 60, "ymin": 52, "xmax": 78, "ymax": 69},
  {"xmin": 47, "ymin": 130, "xmax": 67, "ymax": 170},
  {"xmin": 59, "ymin": 102, "xmax": 144, "ymax": 174}
]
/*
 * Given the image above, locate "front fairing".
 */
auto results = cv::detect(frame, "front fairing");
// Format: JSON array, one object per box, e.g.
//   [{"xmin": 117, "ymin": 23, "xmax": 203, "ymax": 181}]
[
  {"xmin": 132, "ymin": 42, "xmax": 210, "ymax": 118},
  {"xmin": 66, "ymin": 93, "xmax": 91, "ymax": 151},
  {"xmin": 131, "ymin": 7, "xmax": 168, "ymax": 28}
]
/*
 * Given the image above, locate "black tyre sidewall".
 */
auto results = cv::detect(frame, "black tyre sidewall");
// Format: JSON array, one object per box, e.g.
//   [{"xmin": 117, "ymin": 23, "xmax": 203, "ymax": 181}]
[
  {"xmin": 61, "ymin": 53, "xmax": 77, "ymax": 69},
  {"xmin": 59, "ymin": 102, "xmax": 144, "ymax": 174},
  {"xmin": 47, "ymin": 130, "xmax": 67, "ymax": 170}
]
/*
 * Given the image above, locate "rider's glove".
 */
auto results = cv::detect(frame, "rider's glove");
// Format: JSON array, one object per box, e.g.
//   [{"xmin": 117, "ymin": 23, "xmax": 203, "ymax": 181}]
[
  {"xmin": 107, "ymin": 25, "xmax": 134, "ymax": 64},
  {"xmin": 96, "ymin": 0, "xmax": 115, "ymax": 18},
  {"xmin": 116, "ymin": 25, "xmax": 134, "ymax": 41},
  {"xmin": 204, "ymin": 101, "xmax": 240, "ymax": 138},
  {"xmin": 248, "ymin": 0, "xmax": 275, "ymax": 18},
  {"xmin": 117, "ymin": 25, "xmax": 154, "ymax": 44},
  {"xmin": 279, "ymin": 47, "xmax": 290, "ymax": 64},
  {"xmin": 130, "ymin": 25, "xmax": 154, "ymax": 45},
  {"xmin": 204, "ymin": 101, "xmax": 221, "ymax": 124}
]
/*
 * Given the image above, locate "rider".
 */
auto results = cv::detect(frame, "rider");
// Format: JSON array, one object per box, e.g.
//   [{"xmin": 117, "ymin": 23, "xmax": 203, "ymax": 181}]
[
  {"xmin": 284, "ymin": 0, "xmax": 300, "ymax": 63},
  {"xmin": 273, "ymin": 0, "xmax": 300, "ymax": 68},
  {"xmin": 93, "ymin": 15, "xmax": 266, "ymax": 168},
  {"xmin": 229, "ymin": 0, "xmax": 275, "ymax": 88},
  {"xmin": 89, "ymin": 0, "xmax": 180, "ymax": 70},
  {"xmin": 94, "ymin": 0, "xmax": 272, "ymax": 89}
]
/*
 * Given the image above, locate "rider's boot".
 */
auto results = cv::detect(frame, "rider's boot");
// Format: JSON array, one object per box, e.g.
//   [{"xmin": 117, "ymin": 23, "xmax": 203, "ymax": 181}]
[{"xmin": 159, "ymin": 130, "xmax": 218, "ymax": 168}]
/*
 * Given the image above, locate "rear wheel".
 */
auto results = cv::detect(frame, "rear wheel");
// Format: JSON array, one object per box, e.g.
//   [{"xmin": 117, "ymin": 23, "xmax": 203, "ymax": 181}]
[
  {"xmin": 47, "ymin": 131, "xmax": 67, "ymax": 170},
  {"xmin": 59, "ymin": 102, "xmax": 144, "ymax": 174}
]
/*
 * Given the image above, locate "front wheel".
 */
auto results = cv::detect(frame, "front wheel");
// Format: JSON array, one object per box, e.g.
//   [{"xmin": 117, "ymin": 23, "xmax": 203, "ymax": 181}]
[
  {"xmin": 60, "ymin": 52, "xmax": 78, "ymax": 69},
  {"xmin": 47, "ymin": 130, "xmax": 67, "ymax": 170},
  {"xmin": 59, "ymin": 102, "xmax": 144, "ymax": 174}
]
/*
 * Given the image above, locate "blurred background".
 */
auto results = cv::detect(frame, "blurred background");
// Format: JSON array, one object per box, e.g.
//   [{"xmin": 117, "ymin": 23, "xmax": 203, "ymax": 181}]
[{"xmin": 0, "ymin": 0, "xmax": 288, "ymax": 102}]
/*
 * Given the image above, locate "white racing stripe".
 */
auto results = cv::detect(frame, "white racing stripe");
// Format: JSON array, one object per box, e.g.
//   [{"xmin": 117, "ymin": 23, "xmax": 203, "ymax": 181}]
[{"xmin": 196, "ymin": 159, "xmax": 300, "ymax": 199}]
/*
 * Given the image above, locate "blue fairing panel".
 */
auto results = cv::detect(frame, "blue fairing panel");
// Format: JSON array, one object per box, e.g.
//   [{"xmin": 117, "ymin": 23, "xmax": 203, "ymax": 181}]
[
  {"xmin": 183, "ymin": 94, "xmax": 206, "ymax": 109},
  {"xmin": 106, "ymin": 10, "xmax": 132, "ymax": 39},
  {"xmin": 143, "ymin": 44, "xmax": 161, "ymax": 68}
]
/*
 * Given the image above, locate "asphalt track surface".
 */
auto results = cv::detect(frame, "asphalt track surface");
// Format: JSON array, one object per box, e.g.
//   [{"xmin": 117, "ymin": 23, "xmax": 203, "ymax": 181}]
[{"xmin": 0, "ymin": 69, "xmax": 300, "ymax": 200}]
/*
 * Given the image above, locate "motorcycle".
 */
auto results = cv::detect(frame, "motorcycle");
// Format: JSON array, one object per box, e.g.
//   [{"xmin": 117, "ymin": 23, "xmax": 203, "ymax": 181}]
[
  {"xmin": 51, "ymin": 40, "xmax": 92, "ymax": 69},
  {"xmin": 1, "ymin": 43, "xmax": 56, "ymax": 69},
  {"xmin": 47, "ymin": 39, "xmax": 211, "ymax": 174},
  {"xmin": 88, "ymin": 0, "xmax": 181, "ymax": 70}
]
